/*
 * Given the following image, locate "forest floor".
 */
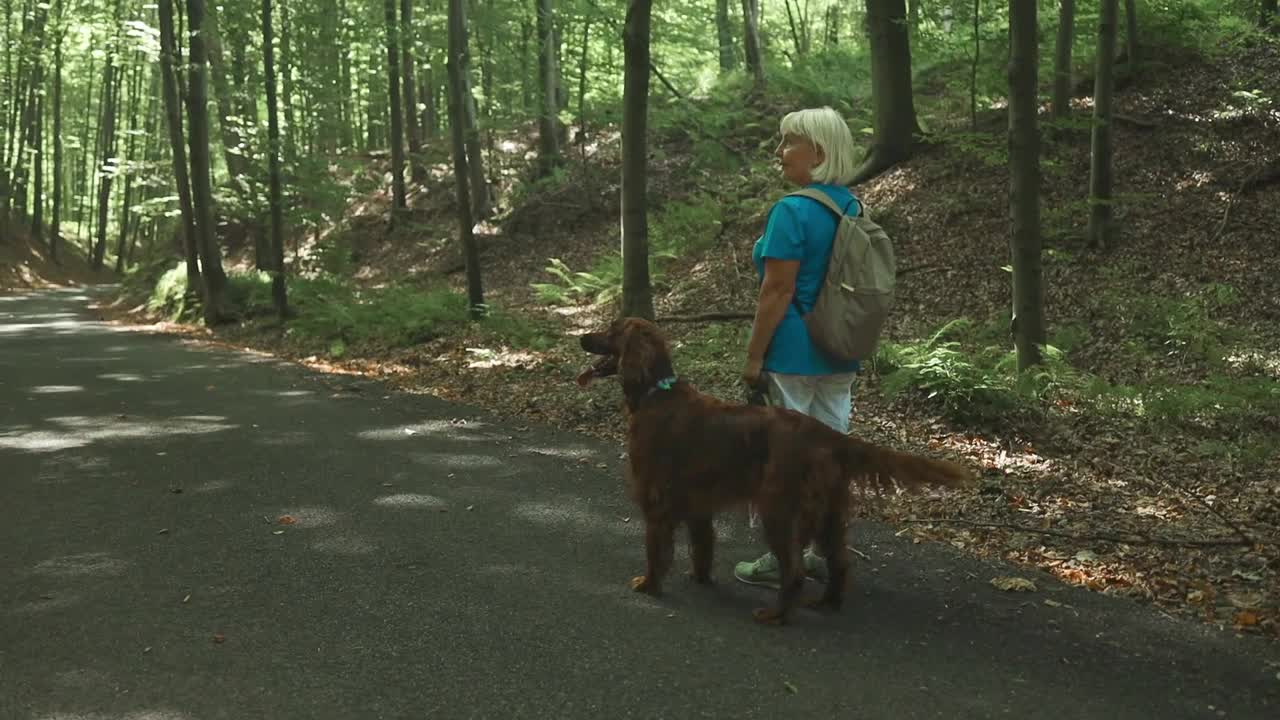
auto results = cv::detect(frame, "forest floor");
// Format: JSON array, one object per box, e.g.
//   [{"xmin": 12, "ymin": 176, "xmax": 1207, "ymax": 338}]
[
  {"xmin": 0, "ymin": 226, "xmax": 109, "ymax": 292},
  {"xmin": 90, "ymin": 38, "xmax": 1280, "ymax": 640}
]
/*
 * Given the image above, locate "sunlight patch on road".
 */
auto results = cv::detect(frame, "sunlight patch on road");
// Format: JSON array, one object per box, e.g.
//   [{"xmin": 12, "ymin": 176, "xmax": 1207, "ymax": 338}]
[
  {"xmin": 0, "ymin": 414, "xmax": 236, "ymax": 453},
  {"xmin": 512, "ymin": 499, "xmax": 637, "ymax": 538},
  {"xmin": 33, "ymin": 552, "xmax": 128, "ymax": 578},
  {"xmin": 274, "ymin": 506, "xmax": 340, "ymax": 528},
  {"xmin": 409, "ymin": 451, "xmax": 503, "ymax": 470},
  {"xmin": 28, "ymin": 385, "xmax": 85, "ymax": 394},
  {"xmin": 98, "ymin": 372, "xmax": 147, "ymax": 383},
  {"xmin": 310, "ymin": 533, "xmax": 377, "ymax": 555},
  {"xmin": 358, "ymin": 418, "xmax": 492, "ymax": 442},
  {"xmin": 373, "ymin": 493, "xmax": 448, "ymax": 509},
  {"xmin": 35, "ymin": 710, "xmax": 197, "ymax": 720},
  {"xmin": 8, "ymin": 593, "xmax": 82, "ymax": 616}
]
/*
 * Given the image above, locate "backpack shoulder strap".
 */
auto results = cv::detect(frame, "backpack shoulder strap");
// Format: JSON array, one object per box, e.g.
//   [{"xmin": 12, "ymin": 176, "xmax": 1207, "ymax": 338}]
[{"xmin": 785, "ymin": 188, "xmax": 862, "ymax": 218}]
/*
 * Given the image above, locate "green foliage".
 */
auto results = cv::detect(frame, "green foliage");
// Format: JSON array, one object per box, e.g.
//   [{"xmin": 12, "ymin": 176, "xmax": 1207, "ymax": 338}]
[
  {"xmin": 530, "ymin": 194, "xmax": 714, "ymax": 308},
  {"xmin": 283, "ymin": 278, "xmax": 470, "ymax": 355},
  {"xmin": 1108, "ymin": 282, "xmax": 1243, "ymax": 368},
  {"xmin": 874, "ymin": 318, "xmax": 1081, "ymax": 425}
]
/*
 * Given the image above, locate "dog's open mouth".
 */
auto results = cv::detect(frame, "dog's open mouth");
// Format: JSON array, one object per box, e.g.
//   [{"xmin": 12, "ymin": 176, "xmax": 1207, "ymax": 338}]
[{"xmin": 576, "ymin": 354, "xmax": 619, "ymax": 387}]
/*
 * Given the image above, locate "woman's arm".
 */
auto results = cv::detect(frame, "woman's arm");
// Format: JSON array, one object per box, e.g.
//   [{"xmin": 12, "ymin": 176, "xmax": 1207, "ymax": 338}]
[{"xmin": 746, "ymin": 258, "xmax": 800, "ymax": 366}]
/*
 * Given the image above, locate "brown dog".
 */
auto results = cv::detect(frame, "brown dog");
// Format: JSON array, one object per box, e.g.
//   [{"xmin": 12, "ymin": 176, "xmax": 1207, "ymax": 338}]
[{"xmin": 577, "ymin": 317, "xmax": 973, "ymax": 625}]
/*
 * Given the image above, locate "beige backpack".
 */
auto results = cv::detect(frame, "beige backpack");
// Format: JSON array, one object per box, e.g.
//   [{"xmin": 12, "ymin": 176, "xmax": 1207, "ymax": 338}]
[{"xmin": 786, "ymin": 188, "xmax": 896, "ymax": 363}]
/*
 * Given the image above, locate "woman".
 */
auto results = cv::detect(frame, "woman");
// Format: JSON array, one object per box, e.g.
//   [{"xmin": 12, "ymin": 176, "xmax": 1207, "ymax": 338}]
[{"xmin": 735, "ymin": 106, "xmax": 864, "ymax": 588}]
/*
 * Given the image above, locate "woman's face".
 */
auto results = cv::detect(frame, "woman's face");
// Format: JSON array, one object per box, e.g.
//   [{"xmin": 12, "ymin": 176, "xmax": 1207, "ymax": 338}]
[{"xmin": 775, "ymin": 132, "xmax": 824, "ymax": 186}]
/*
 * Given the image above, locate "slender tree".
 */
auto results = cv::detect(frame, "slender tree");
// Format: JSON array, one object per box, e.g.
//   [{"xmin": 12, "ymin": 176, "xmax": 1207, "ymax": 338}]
[
  {"xmin": 715, "ymin": 0, "xmax": 736, "ymax": 71},
  {"xmin": 1052, "ymin": 0, "xmax": 1075, "ymax": 120},
  {"xmin": 1009, "ymin": 0, "xmax": 1045, "ymax": 370},
  {"xmin": 854, "ymin": 0, "xmax": 922, "ymax": 184},
  {"xmin": 383, "ymin": 0, "xmax": 407, "ymax": 213},
  {"xmin": 158, "ymin": 0, "xmax": 201, "ymax": 290},
  {"xmin": 1123, "ymin": 0, "xmax": 1138, "ymax": 69},
  {"xmin": 401, "ymin": 0, "xmax": 425, "ymax": 183},
  {"xmin": 263, "ymin": 0, "xmax": 287, "ymax": 317},
  {"xmin": 620, "ymin": 0, "xmax": 654, "ymax": 320},
  {"xmin": 446, "ymin": 0, "xmax": 484, "ymax": 318},
  {"xmin": 741, "ymin": 0, "xmax": 764, "ymax": 90},
  {"xmin": 186, "ymin": 0, "xmax": 229, "ymax": 322},
  {"xmin": 50, "ymin": 0, "xmax": 64, "ymax": 262},
  {"xmin": 536, "ymin": 0, "xmax": 560, "ymax": 175},
  {"xmin": 1087, "ymin": 0, "xmax": 1118, "ymax": 250}
]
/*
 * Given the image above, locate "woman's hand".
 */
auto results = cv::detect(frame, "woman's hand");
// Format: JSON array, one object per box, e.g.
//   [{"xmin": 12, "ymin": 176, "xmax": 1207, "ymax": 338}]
[{"xmin": 741, "ymin": 356, "xmax": 765, "ymax": 389}]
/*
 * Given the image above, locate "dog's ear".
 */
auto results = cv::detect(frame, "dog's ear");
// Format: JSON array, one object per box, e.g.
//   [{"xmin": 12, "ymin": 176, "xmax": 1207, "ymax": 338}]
[{"xmin": 618, "ymin": 322, "xmax": 657, "ymax": 387}]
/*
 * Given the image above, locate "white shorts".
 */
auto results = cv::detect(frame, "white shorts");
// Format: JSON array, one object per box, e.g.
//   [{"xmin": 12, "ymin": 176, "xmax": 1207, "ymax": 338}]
[{"xmin": 764, "ymin": 370, "xmax": 857, "ymax": 434}]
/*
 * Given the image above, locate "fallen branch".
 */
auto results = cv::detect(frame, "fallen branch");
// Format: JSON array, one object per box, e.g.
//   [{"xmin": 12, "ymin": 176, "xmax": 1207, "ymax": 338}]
[
  {"xmin": 1209, "ymin": 163, "xmax": 1267, "ymax": 243},
  {"xmin": 1114, "ymin": 112, "xmax": 1158, "ymax": 129},
  {"xmin": 657, "ymin": 311, "xmax": 754, "ymax": 323},
  {"xmin": 900, "ymin": 517, "xmax": 1262, "ymax": 548}
]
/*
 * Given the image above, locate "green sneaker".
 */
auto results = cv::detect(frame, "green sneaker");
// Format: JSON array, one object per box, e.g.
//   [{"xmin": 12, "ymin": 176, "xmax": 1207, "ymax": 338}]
[
  {"xmin": 733, "ymin": 550, "xmax": 829, "ymax": 589},
  {"xmin": 734, "ymin": 552, "xmax": 781, "ymax": 588},
  {"xmin": 803, "ymin": 549, "xmax": 829, "ymax": 584}
]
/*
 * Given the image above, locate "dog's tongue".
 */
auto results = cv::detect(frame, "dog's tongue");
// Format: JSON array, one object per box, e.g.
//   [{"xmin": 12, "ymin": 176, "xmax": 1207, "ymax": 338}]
[{"xmin": 576, "ymin": 366, "xmax": 597, "ymax": 387}]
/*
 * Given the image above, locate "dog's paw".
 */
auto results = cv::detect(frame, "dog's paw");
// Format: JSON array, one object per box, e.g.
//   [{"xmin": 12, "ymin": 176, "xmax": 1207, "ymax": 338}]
[
  {"xmin": 686, "ymin": 569, "xmax": 715, "ymax": 585},
  {"xmin": 630, "ymin": 575, "xmax": 658, "ymax": 594},
  {"xmin": 752, "ymin": 607, "xmax": 788, "ymax": 625}
]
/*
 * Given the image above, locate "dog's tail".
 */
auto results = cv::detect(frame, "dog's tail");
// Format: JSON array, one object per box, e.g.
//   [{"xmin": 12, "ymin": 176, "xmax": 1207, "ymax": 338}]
[{"xmin": 840, "ymin": 436, "xmax": 975, "ymax": 495}]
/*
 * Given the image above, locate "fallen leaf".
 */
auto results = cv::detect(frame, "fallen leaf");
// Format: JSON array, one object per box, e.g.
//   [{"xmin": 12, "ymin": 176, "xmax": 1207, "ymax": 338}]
[
  {"xmin": 143, "ymin": 647, "xmax": 152, "ymax": 653},
  {"xmin": 156, "ymin": 528, "xmax": 169, "ymax": 535},
  {"xmin": 272, "ymin": 530, "xmax": 285, "ymax": 535},
  {"xmin": 783, "ymin": 681, "xmax": 798, "ymax": 694},
  {"xmin": 1074, "ymin": 550, "xmax": 1098, "ymax": 563},
  {"xmin": 991, "ymin": 577, "xmax": 1037, "ymax": 592},
  {"xmin": 1187, "ymin": 590, "xmax": 1206, "ymax": 603},
  {"xmin": 277, "ymin": 515, "xmax": 297, "ymax": 525},
  {"xmin": 1043, "ymin": 599, "xmax": 1064, "ymax": 608},
  {"xmin": 1233, "ymin": 611, "xmax": 1259, "ymax": 627},
  {"xmin": 466, "ymin": 505, "xmax": 475, "ymax": 511},
  {"xmin": 182, "ymin": 594, "xmax": 191, "ymax": 604},
  {"xmin": 212, "ymin": 634, "xmax": 225, "ymax": 644}
]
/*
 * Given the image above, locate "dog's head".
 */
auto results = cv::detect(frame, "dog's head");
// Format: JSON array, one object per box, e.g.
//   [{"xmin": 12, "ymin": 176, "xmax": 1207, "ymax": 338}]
[{"xmin": 576, "ymin": 317, "xmax": 675, "ymax": 395}]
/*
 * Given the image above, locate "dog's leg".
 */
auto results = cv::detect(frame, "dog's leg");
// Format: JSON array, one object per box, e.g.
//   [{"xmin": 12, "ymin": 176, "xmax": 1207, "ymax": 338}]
[
  {"xmin": 752, "ymin": 515, "xmax": 805, "ymax": 625},
  {"xmin": 806, "ymin": 510, "xmax": 849, "ymax": 611},
  {"xmin": 686, "ymin": 513, "xmax": 715, "ymax": 584},
  {"xmin": 631, "ymin": 519, "xmax": 674, "ymax": 594}
]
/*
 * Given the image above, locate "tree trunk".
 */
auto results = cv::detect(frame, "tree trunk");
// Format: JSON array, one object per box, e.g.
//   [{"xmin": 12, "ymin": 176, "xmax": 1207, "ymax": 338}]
[
  {"xmin": 76, "ymin": 39, "xmax": 98, "ymax": 246},
  {"xmin": 1123, "ymin": 0, "xmax": 1138, "ymax": 69},
  {"xmin": 186, "ymin": 0, "xmax": 229, "ymax": 323},
  {"xmin": 204, "ymin": 3, "xmax": 250, "ymax": 179},
  {"xmin": 970, "ymin": 0, "xmax": 979, "ymax": 131},
  {"xmin": 1008, "ymin": 0, "xmax": 1045, "ymax": 370},
  {"xmin": 446, "ymin": 0, "xmax": 484, "ymax": 318},
  {"xmin": 114, "ymin": 62, "xmax": 143, "ymax": 273},
  {"xmin": 462, "ymin": 75, "xmax": 490, "ymax": 219},
  {"xmin": 853, "ymin": 0, "xmax": 922, "ymax": 185},
  {"xmin": 401, "ymin": 0, "xmax": 425, "ymax": 183},
  {"xmin": 159, "ymin": 0, "xmax": 201, "ymax": 290},
  {"xmin": 50, "ymin": 0, "xmax": 64, "ymax": 263},
  {"xmin": 263, "ymin": 0, "xmax": 287, "ymax": 318},
  {"xmin": 383, "ymin": 0, "xmax": 408, "ymax": 213},
  {"xmin": 536, "ymin": 0, "xmax": 560, "ymax": 176},
  {"xmin": 1052, "ymin": 0, "xmax": 1075, "ymax": 120},
  {"xmin": 621, "ymin": 0, "xmax": 654, "ymax": 321},
  {"xmin": 1087, "ymin": 0, "xmax": 1117, "ymax": 251},
  {"xmin": 741, "ymin": 0, "xmax": 765, "ymax": 90},
  {"xmin": 577, "ymin": 17, "xmax": 590, "ymax": 148},
  {"xmin": 338, "ymin": 0, "xmax": 354, "ymax": 148},
  {"xmin": 29, "ymin": 80, "xmax": 41, "ymax": 241},
  {"xmin": 92, "ymin": 59, "xmax": 120, "ymax": 271},
  {"xmin": 716, "ymin": 0, "xmax": 736, "ymax": 70},
  {"xmin": 279, "ymin": 0, "xmax": 296, "ymax": 162}
]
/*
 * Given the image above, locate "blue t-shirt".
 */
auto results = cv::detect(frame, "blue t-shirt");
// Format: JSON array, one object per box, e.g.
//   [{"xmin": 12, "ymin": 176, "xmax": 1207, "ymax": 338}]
[{"xmin": 751, "ymin": 183, "xmax": 864, "ymax": 376}]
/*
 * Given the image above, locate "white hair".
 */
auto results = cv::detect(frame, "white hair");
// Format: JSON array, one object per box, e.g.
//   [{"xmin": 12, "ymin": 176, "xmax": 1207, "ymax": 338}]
[{"xmin": 779, "ymin": 107, "xmax": 859, "ymax": 185}]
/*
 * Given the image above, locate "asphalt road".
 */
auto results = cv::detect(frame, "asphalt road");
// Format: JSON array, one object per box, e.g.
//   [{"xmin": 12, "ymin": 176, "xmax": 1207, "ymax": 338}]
[{"xmin": 2, "ymin": 287, "xmax": 1277, "ymax": 720}]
